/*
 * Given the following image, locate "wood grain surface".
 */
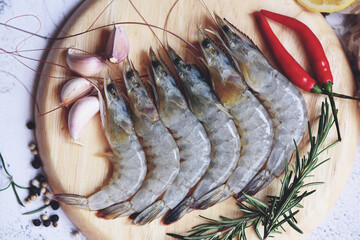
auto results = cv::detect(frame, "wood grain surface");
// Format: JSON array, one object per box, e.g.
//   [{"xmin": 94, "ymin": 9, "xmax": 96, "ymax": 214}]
[{"xmin": 34, "ymin": 0, "xmax": 360, "ymax": 239}]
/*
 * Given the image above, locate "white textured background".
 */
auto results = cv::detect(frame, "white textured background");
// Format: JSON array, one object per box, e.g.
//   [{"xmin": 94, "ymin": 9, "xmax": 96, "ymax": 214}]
[{"xmin": 0, "ymin": 0, "xmax": 358, "ymax": 239}]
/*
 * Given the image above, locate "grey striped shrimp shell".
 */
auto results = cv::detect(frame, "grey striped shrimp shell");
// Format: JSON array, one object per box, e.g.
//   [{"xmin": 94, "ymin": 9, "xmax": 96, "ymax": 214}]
[
  {"xmin": 215, "ymin": 16, "xmax": 308, "ymax": 200},
  {"xmin": 163, "ymin": 47, "xmax": 241, "ymax": 224},
  {"xmin": 132, "ymin": 49, "xmax": 211, "ymax": 225},
  {"xmin": 97, "ymin": 60, "xmax": 180, "ymax": 219},
  {"xmin": 55, "ymin": 76, "xmax": 147, "ymax": 210},
  {"xmin": 191, "ymin": 29, "xmax": 274, "ymax": 210}
]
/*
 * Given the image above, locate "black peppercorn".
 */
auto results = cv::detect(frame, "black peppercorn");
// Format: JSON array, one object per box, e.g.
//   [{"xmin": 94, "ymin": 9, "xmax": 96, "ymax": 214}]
[
  {"xmin": 26, "ymin": 121, "xmax": 35, "ymax": 129},
  {"xmin": 31, "ymin": 156, "xmax": 41, "ymax": 169},
  {"xmin": 43, "ymin": 219, "xmax": 51, "ymax": 227},
  {"xmin": 50, "ymin": 214, "xmax": 59, "ymax": 223},
  {"xmin": 29, "ymin": 186, "xmax": 39, "ymax": 196},
  {"xmin": 50, "ymin": 200, "xmax": 60, "ymax": 210},
  {"xmin": 35, "ymin": 174, "xmax": 46, "ymax": 183},
  {"xmin": 32, "ymin": 219, "xmax": 41, "ymax": 226}
]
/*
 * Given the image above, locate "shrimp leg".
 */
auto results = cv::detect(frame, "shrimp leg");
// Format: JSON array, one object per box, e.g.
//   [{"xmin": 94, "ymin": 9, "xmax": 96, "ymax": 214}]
[
  {"xmin": 215, "ymin": 16, "xmax": 307, "ymax": 200},
  {"xmin": 55, "ymin": 75, "xmax": 147, "ymax": 210},
  {"xmin": 163, "ymin": 48, "xmax": 241, "ymax": 224},
  {"xmin": 97, "ymin": 60, "xmax": 180, "ymax": 219},
  {"xmin": 192, "ymin": 28, "xmax": 274, "ymax": 210},
  {"xmin": 132, "ymin": 49, "xmax": 211, "ymax": 225}
]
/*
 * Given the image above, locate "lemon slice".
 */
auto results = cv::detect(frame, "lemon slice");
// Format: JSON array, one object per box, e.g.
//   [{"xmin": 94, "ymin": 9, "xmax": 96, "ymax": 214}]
[{"xmin": 297, "ymin": 0, "xmax": 356, "ymax": 12}]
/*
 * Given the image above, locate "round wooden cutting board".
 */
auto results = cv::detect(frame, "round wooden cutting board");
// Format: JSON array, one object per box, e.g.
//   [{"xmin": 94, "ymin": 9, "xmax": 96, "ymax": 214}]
[{"xmin": 35, "ymin": 0, "xmax": 360, "ymax": 239}]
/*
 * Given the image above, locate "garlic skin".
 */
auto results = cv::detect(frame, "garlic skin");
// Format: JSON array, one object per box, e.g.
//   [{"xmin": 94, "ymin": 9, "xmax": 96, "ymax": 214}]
[
  {"xmin": 106, "ymin": 25, "xmax": 130, "ymax": 63},
  {"xmin": 68, "ymin": 96, "xmax": 100, "ymax": 140},
  {"xmin": 61, "ymin": 78, "xmax": 93, "ymax": 105},
  {"xmin": 66, "ymin": 48, "xmax": 106, "ymax": 77}
]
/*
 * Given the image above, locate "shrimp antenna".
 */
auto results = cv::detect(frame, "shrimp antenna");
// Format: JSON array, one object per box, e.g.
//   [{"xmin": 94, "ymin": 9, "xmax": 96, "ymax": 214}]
[
  {"xmin": 198, "ymin": 0, "xmax": 217, "ymax": 26},
  {"xmin": 164, "ymin": 0, "xmax": 180, "ymax": 50},
  {"xmin": 0, "ymin": 22, "xmax": 197, "ymax": 51},
  {"xmin": 128, "ymin": 0, "xmax": 165, "ymax": 51}
]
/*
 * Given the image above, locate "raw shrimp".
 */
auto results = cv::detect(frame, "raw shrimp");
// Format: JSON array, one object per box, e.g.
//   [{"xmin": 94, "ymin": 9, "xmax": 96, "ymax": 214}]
[
  {"xmin": 97, "ymin": 60, "xmax": 180, "ymax": 219},
  {"xmin": 215, "ymin": 16, "xmax": 308, "ymax": 200},
  {"xmin": 191, "ymin": 29, "xmax": 273, "ymax": 210},
  {"xmin": 55, "ymin": 75, "xmax": 147, "ymax": 210},
  {"xmin": 132, "ymin": 49, "xmax": 211, "ymax": 225},
  {"xmin": 163, "ymin": 47, "xmax": 241, "ymax": 224}
]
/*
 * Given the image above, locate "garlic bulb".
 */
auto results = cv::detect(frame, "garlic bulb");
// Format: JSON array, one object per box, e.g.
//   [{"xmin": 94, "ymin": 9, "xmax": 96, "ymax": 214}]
[
  {"xmin": 68, "ymin": 96, "xmax": 100, "ymax": 140},
  {"xmin": 66, "ymin": 48, "xmax": 106, "ymax": 77},
  {"xmin": 61, "ymin": 78, "xmax": 93, "ymax": 106},
  {"xmin": 106, "ymin": 25, "xmax": 130, "ymax": 63}
]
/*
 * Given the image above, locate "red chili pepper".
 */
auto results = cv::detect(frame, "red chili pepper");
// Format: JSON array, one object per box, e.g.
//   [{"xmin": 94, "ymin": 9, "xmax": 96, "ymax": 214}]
[
  {"xmin": 260, "ymin": 10, "xmax": 333, "ymax": 88},
  {"xmin": 253, "ymin": 11, "xmax": 342, "ymax": 141},
  {"xmin": 252, "ymin": 11, "xmax": 322, "ymax": 93}
]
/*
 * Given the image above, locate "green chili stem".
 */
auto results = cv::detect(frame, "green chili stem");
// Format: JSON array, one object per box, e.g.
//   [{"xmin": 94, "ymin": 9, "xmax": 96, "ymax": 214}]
[{"xmin": 332, "ymin": 92, "xmax": 360, "ymax": 101}]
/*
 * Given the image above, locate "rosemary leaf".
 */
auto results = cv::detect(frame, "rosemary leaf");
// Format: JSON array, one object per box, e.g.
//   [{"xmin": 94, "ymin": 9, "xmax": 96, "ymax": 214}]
[
  {"xmin": 0, "ymin": 182, "xmax": 11, "ymax": 191},
  {"xmin": 11, "ymin": 182, "xmax": 25, "ymax": 207},
  {"xmin": 0, "ymin": 153, "xmax": 11, "ymax": 176},
  {"xmin": 22, "ymin": 204, "xmax": 50, "ymax": 215},
  {"xmin": 13, "ymin": 182, "xmax": 28, "ymax": 189}
]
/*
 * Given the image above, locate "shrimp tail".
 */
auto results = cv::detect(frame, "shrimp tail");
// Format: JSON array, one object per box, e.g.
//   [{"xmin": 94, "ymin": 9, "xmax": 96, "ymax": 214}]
[
  {"xmin": 132, "ymin": 200, "xmax": 168, "ymax": 225},
  {"xmin": 191, "ymin": 185, "xmax": 232, "ymax": 210},
  {"xmin": 163, "ymin": 196, "xmax": 195, "ymax": 225},
  {"xmin": 55, "ymin": 194, "xmax": 88, "ymax": 209},
  {"xmin": 235, "ymin": 169, "xmax": 275, "ymax": 202},
  {"xmin": 96, "ymin": 202, "xmax": 134, "ymax": 219}
]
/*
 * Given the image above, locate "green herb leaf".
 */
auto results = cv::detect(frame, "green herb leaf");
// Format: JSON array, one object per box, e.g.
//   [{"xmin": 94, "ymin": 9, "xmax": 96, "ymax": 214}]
[
  {"xmin": 11, "ymin": 182, "xmax": 25, "ymax": 207},
  {"xmin": 22, "ymin": 204, "xmax": 50, "ymax": 215},
  {"xmin": 0, "ymin": 153, "xmax": 11, "ymax": 176}
]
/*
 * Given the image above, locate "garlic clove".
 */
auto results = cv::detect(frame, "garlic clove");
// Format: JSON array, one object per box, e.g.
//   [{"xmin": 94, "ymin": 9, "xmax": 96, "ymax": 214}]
[
  {"xmin": 68, "ymin": 96, "xmax": 100, "ymax": 141},
  {"xmin": 106, "ymin": 25, "xmax": 130, "ymax": 63},
  {"xmin": 66, "ymin": 48, "xmax": 106, "ymax": 77},
  {"xmin": 61, "ymin": 77, "xmax": 93, "ymax": 106}
]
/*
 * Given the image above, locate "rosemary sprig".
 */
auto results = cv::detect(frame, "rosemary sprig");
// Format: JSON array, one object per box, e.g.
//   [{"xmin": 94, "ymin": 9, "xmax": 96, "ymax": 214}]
[
  {"xmin": 22, "ymin": 204, "xmax": 50, "ymax": 215},
  {"xmin": 168, "ymin": 100, "xmax": 337, "ymax": 240},
  {"xmin": 0, "ymin": 153, "xmax": 28, "ymax": 207}
]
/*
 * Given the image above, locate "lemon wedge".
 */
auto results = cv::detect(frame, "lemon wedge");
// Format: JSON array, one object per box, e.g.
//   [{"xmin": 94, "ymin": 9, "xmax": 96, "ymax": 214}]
[{"xmin": 297, "ymin": 0, "xmax": 356, "ymax": 12}]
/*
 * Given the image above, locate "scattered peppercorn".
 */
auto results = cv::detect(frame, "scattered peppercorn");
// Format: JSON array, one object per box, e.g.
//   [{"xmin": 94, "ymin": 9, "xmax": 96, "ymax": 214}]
[
  {"xmin": 41, "ymin": 182, "xmax": 48, "ymax": 188},
  {"xmin": 50, "ymin": 214, "xmax": 59, "ymax": 223},
  {"xmin": 29, "ymin": 186, "xmax": 39, "ymax": 195},
  {"xmin": 31, "ymin": 149, "xmax": 39, "ymax": 155},
  {"xmin": 40, "ymin": 187, "xmax": 46, "ymax": 194},
  {"xmin": 26, "ymin": 121, "xmax": 35, "ymax": 129},
  {"xmin": 31, "ymin": 179, "xmax": 40, "ymax": 188},
  {"xmin": 25, "ymin": 197, "xmax": 31, "ymax": 204},
  {"xmin": 53, "ymin": 222, "xmax": 58, "ymax": 228},
  {"xmin": 28, "ymin": 142, "xmax": 37, "ymax": 151},
  {"xmin": 32, "ymin": 219, "xmax": 41, "ymax": 227},
  {"xmin": 40, "ymin": 214, "xmax": 48, "ymax": 221},
  {"xmin": 50, "ymin": 200, "xmax": 59, "ymax": 210},
  {"xmin": 45, "ymin": 190, "xmax": 51, "ymax": 197},
  {"xmin": 36, "ymin": 174, "xmax": 46, "ymax": 183},
  {"xmin": 43, "ymin": 197, "xmax": 50, "ymax": 205},
  {"xmin": 30, "ymin": 194, "xmax": 37, "ymax": 201},
  {"xmin": 31, "ymin": 156, "xmax": 41, "ymax": 169},
  {"xmin": 71, "ymin": 230, "xmax": 80, "ymax": 238},
  {"xmin": 43, "ymin": 219, "xmax": 51, "ymax": 227}
]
